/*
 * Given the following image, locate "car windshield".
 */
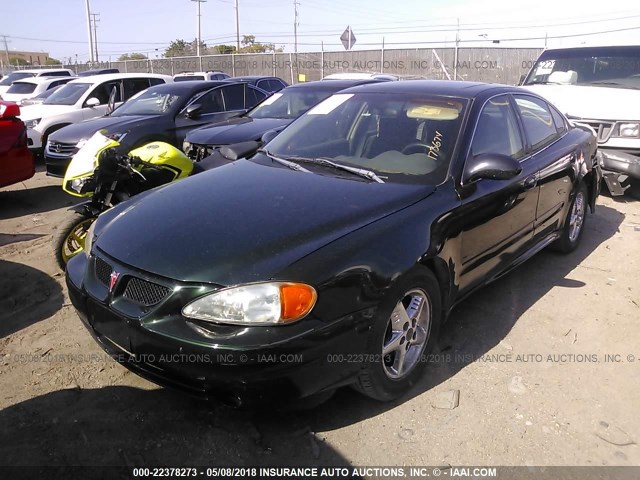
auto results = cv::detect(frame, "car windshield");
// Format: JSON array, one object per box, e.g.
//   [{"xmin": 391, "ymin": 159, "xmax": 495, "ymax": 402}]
[
  {"xmin": 112, "ymin": 90, "xmax": 181, "ymax": 116},
  {"xmin": 175, "ymin": 76, "xmax": 204, "ymax": 81},
  {"xmin": 265, "ymin": 92, "xmax": 467, "ymax": 184},
  {"xmin": 0, "ymin": 72, "xmax": 36, "ymax": 86},
  {"xmin": 43, "ymin": 83, "xmax": 91, "ymax": 105},
  {"xmin": 248, "ymin": 88, "xmax": 335, "ymax": 119},
  {"xmin": 6, "ymin": 82, "xmax": 37, "ymax": 94},
  {"xmin": 524, "ymin": 47, "xmax": 640, "ymax": 89}
]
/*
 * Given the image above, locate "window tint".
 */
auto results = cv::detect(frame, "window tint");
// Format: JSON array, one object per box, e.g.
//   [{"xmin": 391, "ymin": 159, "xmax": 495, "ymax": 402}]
[
  {"xmin": 149, "ymin": 78, "xmax": 165, "ymax": 86},
  {"xmin": 221, "ymin": 84, "xmax": 246, "ymax": 110},
  {"xmin": 6, "ymin": 82, "xmax": 36, "ymax": 94},
  {"xmin": 197, "ymin": 88, "xmax": 224, "ymax": 113},
  {"xmin": 513, "ymin": 95, "xmax": 558, "ymax": 150},
  {"xmin": 246, "ymin": 86, "xmax": 268, "ymax": 108},
  {"xmin": 471, "ymin": 95, "xmax": 524, "ymax": 159},
  {"xmin": 256, "ymin": 80, "xmax": 270, "ymax": 92},
  {"xmin": 88, "ymin": 80, "xmax": 122, "ymax": 105},
  {"xmin": 549, "ymin": 104, "xmax": 567, "ymax": 135},
  {"xmin": 269, "ymin": 79, "xmax": 286, "ymax": 92},
  {"xmin": 123, "ymin": 78, "xmax": 151, "ymax": 99}
]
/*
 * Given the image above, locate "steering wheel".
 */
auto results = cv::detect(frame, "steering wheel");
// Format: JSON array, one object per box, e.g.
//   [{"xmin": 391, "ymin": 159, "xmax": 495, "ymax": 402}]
[{"xmin": 402, "ymin": 142, "xmax": 432, "ymax": 155}]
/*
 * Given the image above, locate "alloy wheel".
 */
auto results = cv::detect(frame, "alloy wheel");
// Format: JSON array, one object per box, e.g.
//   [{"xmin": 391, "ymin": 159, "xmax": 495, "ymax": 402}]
[{"xmin": 568, "ymin": 191, "xmax": 586, "ymax": 242}]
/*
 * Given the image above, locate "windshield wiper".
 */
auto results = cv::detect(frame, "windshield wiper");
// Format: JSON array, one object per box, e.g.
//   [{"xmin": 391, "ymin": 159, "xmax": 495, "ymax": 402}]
[
  {"xmin": 258, "ymin": 149, "xmax": 311, "ymax": 173},
  {"xmin": 283, "ymin": 155, "xmax": 385, "ymax": 183}
]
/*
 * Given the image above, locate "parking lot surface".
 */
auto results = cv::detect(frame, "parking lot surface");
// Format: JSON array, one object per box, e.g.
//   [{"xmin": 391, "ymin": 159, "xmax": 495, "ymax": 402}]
[{"xmin": 1, "ymin": 167, "xmax": 639, "ymax": 468}]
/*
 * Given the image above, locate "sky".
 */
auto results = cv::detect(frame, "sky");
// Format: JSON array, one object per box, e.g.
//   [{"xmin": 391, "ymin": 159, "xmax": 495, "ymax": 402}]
[{"xmin": 1, "ymin": 0, "xmax": 639, "ymax": 63}]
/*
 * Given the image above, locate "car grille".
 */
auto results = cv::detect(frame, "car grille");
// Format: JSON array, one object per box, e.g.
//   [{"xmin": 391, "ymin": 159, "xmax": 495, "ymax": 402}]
[
  {"xmin": 46, "ymin": 140, "xmax": 77, "ymax": 157},
  {"xmin": 569, "ymin": 118, "xmax": 615, "ymax": 143},
  {"xmin": 94, "ymin": 257, "xmax": 113, "ymax": 286},
  {"xmin": 123, "ymin": 277, "xmax": 172, "ymax": 306}
]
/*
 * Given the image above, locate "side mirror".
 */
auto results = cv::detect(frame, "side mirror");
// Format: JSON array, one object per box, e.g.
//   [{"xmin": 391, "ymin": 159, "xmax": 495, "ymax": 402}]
[
  {"xmin": 0, "ymin": 102, "xmax": 20, "ymax": 118},
  {"xmin": 219, "ymin": 140, "xmax": 261, "ymax": 161},
  {"xmin": 464, "ymin": 153, "xmax": 522, "ymax": 183},
  {"xmin": 260, "ymin": 129, "xmax": 280, "ymax": 145},
  {"xmin": 86, "ymin": 97, "xmax": 100, "ymax": 107},
  {"xmin": 185, "ymin": 104, "xmax": 202, "ymax": 119}
]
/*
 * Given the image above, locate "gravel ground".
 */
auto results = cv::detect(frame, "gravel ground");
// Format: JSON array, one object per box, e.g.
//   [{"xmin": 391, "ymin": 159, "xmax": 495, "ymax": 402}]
[{"xmin": 1, "ymin": 166, "xmax": 639, "ymax": 472}]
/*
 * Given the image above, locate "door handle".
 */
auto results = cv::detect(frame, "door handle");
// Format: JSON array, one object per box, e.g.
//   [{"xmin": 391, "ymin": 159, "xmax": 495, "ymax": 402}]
[{"xmin": 523, "ymin": 175, "xmax": 537, "ymax": 190}]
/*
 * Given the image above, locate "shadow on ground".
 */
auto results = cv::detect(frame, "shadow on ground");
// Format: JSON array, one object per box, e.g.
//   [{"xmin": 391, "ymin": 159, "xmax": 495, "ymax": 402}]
[
  {"xmin": 0, "ymin": 184, "xmax": 78, "ymax": 221},
  {"xmin": 0, "ymin": 204, "xmax": 625, "ymax": 468},
  {"xmin": 0, "ymin": 260, "xmax": 64, "ymax": 338}
]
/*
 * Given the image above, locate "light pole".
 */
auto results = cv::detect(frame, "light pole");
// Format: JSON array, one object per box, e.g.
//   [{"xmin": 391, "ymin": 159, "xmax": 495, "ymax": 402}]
[
  {"xmin": 191, "ymin": 0, "xmax": 206, "ymax": 56},
  {"xmin": 235, "ymin": 0, "xmax": 240, "ymax": 52},
  {"xmin": 85, "ymin": 0, "xmax": 94, "ymax": 63}
]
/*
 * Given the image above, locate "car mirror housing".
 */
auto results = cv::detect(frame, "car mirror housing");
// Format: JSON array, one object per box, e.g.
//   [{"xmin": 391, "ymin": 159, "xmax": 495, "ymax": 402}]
[
  {"xmin": 464, "ymin": 153, "xmax": 522, "ymax": 183},
  {"xmin": 0, "ymin": 102, "xmax": 20, "ymax": 118},
  {"xmin": 185, "ymin": 104, "xmax": 202, "ymax": 119},
  {"xmin": 86, "ymin": 97, "xmax": 100, "ymax": 107},
  {"xmin": 219, "ymin": 140, "xmax": 261, "ymax": 161},
  {"xmin": 261, "ymin": 129, "xmax": 280, "ymax": 145}
]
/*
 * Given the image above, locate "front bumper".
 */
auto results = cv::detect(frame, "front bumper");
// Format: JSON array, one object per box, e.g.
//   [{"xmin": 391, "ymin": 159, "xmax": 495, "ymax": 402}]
[
  {"xmin": 66, "ymin": 252, "xmax": 371, "ymax": 406},
  {"xmin": 44, "ymin": 153, "xmax": 72, "ymax": 177},
  {"xmin": 599, "ymin": 148, "xmax": 640, "ymax": 195},
  {"xmin": 26, "ymin": 127, "xmax": 42, "ymax": 150}
]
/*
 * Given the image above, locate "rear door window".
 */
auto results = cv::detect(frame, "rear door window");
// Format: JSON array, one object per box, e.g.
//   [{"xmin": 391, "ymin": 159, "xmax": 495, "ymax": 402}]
[
  {"xmin": 87, "ymin": 80, "xmax": 122, "ymax": 105},
  {"xmin": 221, "ymin": 84, "xmax": 246, "ymax": 110},
  {"xmin": 197, "ymin": 88, "xmax": 224, "ymax": 113}
]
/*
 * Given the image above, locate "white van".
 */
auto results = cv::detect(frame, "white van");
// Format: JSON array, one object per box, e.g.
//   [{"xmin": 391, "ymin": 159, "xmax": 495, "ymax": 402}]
[
  {"xmin": 19, "ymin": 73, "xmax": 173, "ymax": 151},
  {"xmin": 522, "ymin": 45, "xmax": 640, "ymax": 198},
  {"xmin": 0, "ymin": 68, "xmax": 75, "ymax": 97}
]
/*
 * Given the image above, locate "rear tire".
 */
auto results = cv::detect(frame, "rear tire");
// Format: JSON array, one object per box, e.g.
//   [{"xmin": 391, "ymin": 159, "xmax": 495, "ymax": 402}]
[
  {"xmin": 552, "ymin": 182, "xmax": 588, "ymax": 253},
  {"xmin": 54, "ymin": 215, "xmax": 96, "ymax": 269},
  {"xmin": 354, "ymin": 267, "xmax": 441, "ymax": 401},
  {"xmin": 627, "ymin": 181, "xmax": 640, "ymax": 200}
]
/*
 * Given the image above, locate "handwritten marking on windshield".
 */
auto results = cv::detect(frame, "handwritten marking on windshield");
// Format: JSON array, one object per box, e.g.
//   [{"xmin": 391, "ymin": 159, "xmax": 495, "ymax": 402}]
[{"xmin": 427, "ymin": 130, "xmax": 443, "ymax": 160}]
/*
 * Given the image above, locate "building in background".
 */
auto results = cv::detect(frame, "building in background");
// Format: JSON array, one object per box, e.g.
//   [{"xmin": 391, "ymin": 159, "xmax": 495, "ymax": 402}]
[{"xmin": 2, "ymin": 50, "xmax": 51, "ymax": 66}]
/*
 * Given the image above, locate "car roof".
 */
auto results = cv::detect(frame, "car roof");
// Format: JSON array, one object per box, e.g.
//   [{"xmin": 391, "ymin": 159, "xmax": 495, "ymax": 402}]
[
  {"xmin": 285, "ymin": 79, "xmax": 386, "ymax": 91},
  {"xmin": 16, "ymin": 68, "xmax": 74, "ymax": 74},
  {"xmin": 338, "ymin": 80, "xmax": 517, "ymax": 98},
  {"xmin": 12, "ymin": 76, "xmax": 76, "ymax": 85},
  {"xmin": 174, "ymin": 71, "xmax": 225, "ymax": 76},
  {"xmin": 145, "ymin": 80, "xmax": 230, "ymax": 93},
  {"xmin": 229, "ymin": 76, "xmax": 279, "ymax": 81},
  {"xmin": 540, "ymin": 45, "xmax": 640, "ymax": 55},
  {"xmin": 67, "ymin": 72, "xmax": 172, "ymax": 84}
]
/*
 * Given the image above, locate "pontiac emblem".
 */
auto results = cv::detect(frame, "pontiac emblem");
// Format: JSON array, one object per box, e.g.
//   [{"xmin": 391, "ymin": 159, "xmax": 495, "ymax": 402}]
[{"xmin": 109, "ymin": 271, "xmax": 120, "ymax": 292}]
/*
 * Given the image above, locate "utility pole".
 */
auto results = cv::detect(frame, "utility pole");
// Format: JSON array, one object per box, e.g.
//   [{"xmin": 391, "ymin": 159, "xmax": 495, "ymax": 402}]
[
  {"xmin": 293, "ymin": 0, "xmax": 299, "ymax": 54},
  {"xmin": 91, "ymin": 13, "xmax": 100, "ymax": 63},
  {"xmin": 191, "ymin": 0, "xmax": 206, "ymax": 56},
  {"xmin": 85, "ymin": 0, "xmax": 94, "ymax": 63},
  {"xmin": 453, "ymin": 17, "xmax": 459, "ymax": 81},
  {"xmin": 235, "ymin": 0, "xmax": 240, "ymax": 52},
  {"xmin": 1, "ymin": 34, "xmax": 10, "ymax": 66}
]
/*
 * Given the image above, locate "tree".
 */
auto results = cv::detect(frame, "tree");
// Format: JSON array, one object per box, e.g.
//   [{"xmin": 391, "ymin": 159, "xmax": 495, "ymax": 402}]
[
  {"xmin": 238, "ymin": 35, "xmax": 281, "ymax": 53},
  {"xmin": 9, "ymin": 57, "xmax": 28, "ymax": 66},
  {"xmin": 209, "ymin": 44, "xmax": 236, "ymax": 55},
  {"xmin": 164, "ymin": 39, "xmax": 206, "ymax": 57},
  {"xmin": 45, "ymin": 57, "xmax": 62, "ymax": 65},
  {"xmin": 118, "ymin": 53, "xmax": 147, "ymax": 61}
]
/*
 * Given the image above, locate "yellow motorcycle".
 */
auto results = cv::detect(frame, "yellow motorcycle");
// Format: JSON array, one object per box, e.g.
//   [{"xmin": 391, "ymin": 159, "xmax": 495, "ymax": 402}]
[{"xmin": 55, "ymin": 131, "xmax": 193, "ymax": 268}]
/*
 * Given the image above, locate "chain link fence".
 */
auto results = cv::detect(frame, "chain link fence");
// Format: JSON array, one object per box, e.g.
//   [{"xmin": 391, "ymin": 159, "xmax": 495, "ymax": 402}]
[{"xmin": 2, "ymin": 47, "xmax": 543, "ymax": 85}]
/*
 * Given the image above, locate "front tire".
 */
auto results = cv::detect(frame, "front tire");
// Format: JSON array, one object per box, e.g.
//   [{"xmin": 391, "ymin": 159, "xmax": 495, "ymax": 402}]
[
  {"xmin": 552, "ymin": 182, "xmax": 588, "ymax": 253},
  {"xmin": 355, "ymin": 267, "xmax": 442, "ymax": 401},
  {"xmin": 54, "ymin": 215, "xmax": 96, "ymax": 269}
]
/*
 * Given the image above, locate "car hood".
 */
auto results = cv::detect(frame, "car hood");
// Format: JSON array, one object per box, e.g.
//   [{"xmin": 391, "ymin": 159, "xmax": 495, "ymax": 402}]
[
  {"xmin": 50, "ymin": 115, "xmax": 154, "ymax": 143},
  {"xmin": 2, "ymin": 93, "xmax": 30, "ymax": 103},
  {"xmin": 524, "ymin": 85, "xmax": 640, "ymax": 121},
  {"xmin": 95, "ymin": 157, "xmax": 435, "ymax": 285},
  {"xmin": 18, "ymin": 104, "xmax": 76, "ymax": 121},
  {"xmin": 187, "ymin": 117, "xmax": 291, "ymax": 145}
]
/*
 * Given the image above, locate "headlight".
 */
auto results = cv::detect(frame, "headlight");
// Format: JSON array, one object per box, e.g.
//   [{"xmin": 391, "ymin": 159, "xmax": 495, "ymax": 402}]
[
  {"xmin": 617, "ymin": 123, "xmax": 640, "ymax": 138},
  {"xmin": 24, "ymin": 118, "xmax": 41, "ymax": 129},
  {"xmin": 182, "ymin": 282, "xmax": 317, "ymax": 325},
  {"xmin": 182, "ymin": 140, "xmax": 192, "ymax": 152},
  {"xmin": 84, "ymin": 220, "xmax": 97, "ymax": 257}
]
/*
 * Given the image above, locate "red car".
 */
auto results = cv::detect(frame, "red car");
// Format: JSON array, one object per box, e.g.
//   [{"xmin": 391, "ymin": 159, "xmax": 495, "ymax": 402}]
[{"xmin": 0, "ymin": 101, "xmax": 34, "ymax": 188}]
